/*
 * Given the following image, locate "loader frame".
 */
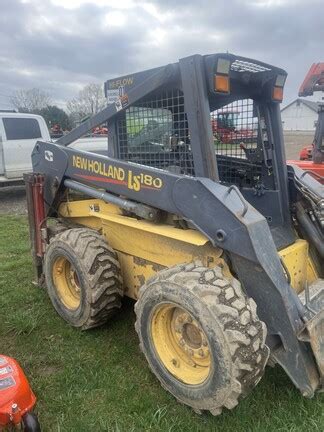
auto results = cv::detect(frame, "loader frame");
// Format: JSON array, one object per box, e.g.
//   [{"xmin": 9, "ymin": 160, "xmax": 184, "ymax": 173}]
[{"xmin": 27, "ymin": 53, "xmax": 324, "ymax": 396}]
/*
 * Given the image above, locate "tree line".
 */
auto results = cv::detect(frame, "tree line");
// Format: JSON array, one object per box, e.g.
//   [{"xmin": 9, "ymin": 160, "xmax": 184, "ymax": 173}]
[{"xmin": 10, "ymin": 83, "xmax": 106, "ymax": 131}]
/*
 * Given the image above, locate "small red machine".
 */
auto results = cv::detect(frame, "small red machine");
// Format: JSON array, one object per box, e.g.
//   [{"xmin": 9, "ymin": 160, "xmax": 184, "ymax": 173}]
[
  {"xmin": 92, "ymin": 125, "xmax": 108, "ymax": 136},
  {"xmin": 299, "ymin": 145, "xmax": 313, "ymax": 161},
  {"xmin": 50, "ymin": 124, "xmax": 64, "ymax": 139},
  {"xmin": 0, "ymin": 355, "xmax": 40, "ymax": 431}
]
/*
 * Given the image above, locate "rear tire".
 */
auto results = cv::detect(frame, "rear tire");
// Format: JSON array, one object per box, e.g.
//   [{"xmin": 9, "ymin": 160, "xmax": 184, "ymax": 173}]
[
  {"xmin": 135, "ymin": 262, "xmax": 269, "ymax": 415},
  {"xmin": 44, "ymin": 228, "xmax": 123, "ymax": 329}
]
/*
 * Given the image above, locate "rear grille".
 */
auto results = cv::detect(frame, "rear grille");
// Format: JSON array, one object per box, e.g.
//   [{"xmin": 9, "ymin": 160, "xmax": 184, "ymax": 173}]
[{"xmin": 231, "ymin": 60, "xmax": 271, "ymax": 73}]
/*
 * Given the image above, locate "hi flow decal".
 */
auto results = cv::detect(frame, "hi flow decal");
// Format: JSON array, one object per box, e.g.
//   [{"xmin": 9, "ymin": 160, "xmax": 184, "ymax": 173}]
[
  {"xmin": 108, "ymin": 76, "xmax": 134, "ymax": 90},
  {"xmin": 72, "ymin": 155, "xmax": 163, "ymax": 192}
]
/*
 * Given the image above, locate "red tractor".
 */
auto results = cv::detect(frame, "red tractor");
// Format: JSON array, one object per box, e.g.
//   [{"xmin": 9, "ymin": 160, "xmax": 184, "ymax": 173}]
[
  {"xmin": 92, "ymin": 125, "xmax": 108, "ymax": 136},
  {"xmin": 211, "ymin": 110, "xmax": 238, "ymax": 143},
  {"xmin": 287, "ymin": 63, "xmax": 324, "ymax": 182},
  {"xmin": 50, "ymin": 124, "xmax": 64, "ymax": 139},
  {"xmin": 211, "ymin": 110, "xmax": 254, "ymax": 144}
]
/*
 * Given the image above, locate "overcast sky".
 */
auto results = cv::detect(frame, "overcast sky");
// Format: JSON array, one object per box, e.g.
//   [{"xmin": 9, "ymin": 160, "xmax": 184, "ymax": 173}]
[{"xmin": 0, "ymin": 0, "xmax": 323, "ymax": 110}]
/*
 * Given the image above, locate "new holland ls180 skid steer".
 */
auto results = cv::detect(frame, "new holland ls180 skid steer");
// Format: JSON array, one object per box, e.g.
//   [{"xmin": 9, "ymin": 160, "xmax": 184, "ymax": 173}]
[{"xmin": 25, "ymin": 53, "xmax": 324, "ymax": 415}]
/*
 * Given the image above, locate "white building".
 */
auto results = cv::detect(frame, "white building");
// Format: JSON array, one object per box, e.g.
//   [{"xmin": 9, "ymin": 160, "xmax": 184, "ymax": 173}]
[{"xmin": 281, "ymin": 98, "xmax": 319, "ymax": 131}]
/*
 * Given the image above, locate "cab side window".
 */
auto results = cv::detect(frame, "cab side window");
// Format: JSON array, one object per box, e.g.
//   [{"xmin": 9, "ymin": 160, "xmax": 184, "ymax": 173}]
[{"xmin": 125, "ymin": 107, "xmax": 173, "ymax": 153}]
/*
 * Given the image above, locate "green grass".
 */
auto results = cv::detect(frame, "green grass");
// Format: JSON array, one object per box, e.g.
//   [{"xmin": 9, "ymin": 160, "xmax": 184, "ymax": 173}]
[{"xmin": 0, "ymin": 215, "xmax": 323, "ymax": 431}]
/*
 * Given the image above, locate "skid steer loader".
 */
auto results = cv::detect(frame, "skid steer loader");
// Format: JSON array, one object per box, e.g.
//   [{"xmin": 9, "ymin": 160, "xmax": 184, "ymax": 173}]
[{"xmin": 25, "ymin": 53, "xmax": 324, "ymax": 415}]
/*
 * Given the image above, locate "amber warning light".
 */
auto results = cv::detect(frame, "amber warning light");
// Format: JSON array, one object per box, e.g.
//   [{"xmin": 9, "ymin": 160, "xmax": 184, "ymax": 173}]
[
  {"xmin": 214, "ymin": 58, "xmax": 231, "ymax": 94},
  {"xmin": 272, "ymin": 74, "xmax": 286, "ymax": 102}
]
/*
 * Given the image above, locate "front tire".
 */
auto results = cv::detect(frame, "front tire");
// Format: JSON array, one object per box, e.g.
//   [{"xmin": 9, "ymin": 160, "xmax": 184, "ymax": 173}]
[
  {"xmin": 22, "ymin": 412, "xmax": 41, "ymax": 432},
  {"xmin": 44, "ymin": 228, "xmax": 123, "ymax": 329},
  {"xmin": 135, "ymin": 262, "xmax": 269, "ymax": 415}
]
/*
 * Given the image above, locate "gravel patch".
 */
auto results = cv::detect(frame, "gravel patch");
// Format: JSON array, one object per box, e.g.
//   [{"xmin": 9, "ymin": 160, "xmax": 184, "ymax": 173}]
[
  {"xmin": 283, "ymin": 131, "xmax": 313, "ymax": 159},
  {"xmin": 0, "ymin": 186, "xmax": 27, "ymax": 215}
]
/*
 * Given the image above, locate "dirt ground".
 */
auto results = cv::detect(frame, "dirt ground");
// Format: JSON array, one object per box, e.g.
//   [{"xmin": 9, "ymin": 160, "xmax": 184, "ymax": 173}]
[
  {"xmin": 0, "ymin": 185, "xmax": 27, "ymax": 215},
  {"xmin": 284, "ymin": 131, "xmax": 313, "ymax": 159},
  {"xmin": 0, "ymin": 131, "xmax": 315, "ymax": 215}
]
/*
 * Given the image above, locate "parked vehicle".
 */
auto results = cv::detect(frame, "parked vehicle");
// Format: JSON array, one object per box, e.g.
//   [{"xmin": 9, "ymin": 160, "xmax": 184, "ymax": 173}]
[
  {"xmin": 0, "ymin": 113, "xmax": 108, "ymax": 187},
  {"xmin": 0, "ymin": 113, "xmax": 50, "ymax": 186}
]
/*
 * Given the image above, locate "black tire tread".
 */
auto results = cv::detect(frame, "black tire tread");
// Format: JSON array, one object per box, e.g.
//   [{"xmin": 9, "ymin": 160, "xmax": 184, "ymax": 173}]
[
  {"xmin": 47, "ymin": 228, "xmax": 123, "ymax": 329},
  {"xmin": 135, "ymin": 261, "xmax": 269, "ymax": 415}
]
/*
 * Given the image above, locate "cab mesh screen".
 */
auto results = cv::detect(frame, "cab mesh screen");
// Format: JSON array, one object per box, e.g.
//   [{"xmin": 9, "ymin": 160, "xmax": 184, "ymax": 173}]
[
  {"xmin": 117, "ymin": 89, "xmax": 194, "ymax": 175},
  {"xmin": 211, "ymin": 99, "xmax": 266, "ymax": 187},
  {"xmin": 117, "ymin": 93, "xmax": 270, "ymax": 188}
]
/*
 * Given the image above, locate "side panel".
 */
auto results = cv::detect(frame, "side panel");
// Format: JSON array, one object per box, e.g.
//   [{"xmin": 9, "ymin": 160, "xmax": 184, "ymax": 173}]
[
  {"xmin": 112, "ymin": 233, "xmax": 223, "ymax": 299},
  {"xmin": 59, "ymin": 199, "xmax": 225, "ymax": 299},
  {"xmin": 278, "ymin": 240, "xmax": 317, "ymax": 293}
]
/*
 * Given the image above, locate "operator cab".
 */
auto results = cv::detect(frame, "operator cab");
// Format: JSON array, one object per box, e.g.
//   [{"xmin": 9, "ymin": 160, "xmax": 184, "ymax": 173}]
[{"xmin": 105, "ymin": 53, "xmax": 293, "ymax": 247}]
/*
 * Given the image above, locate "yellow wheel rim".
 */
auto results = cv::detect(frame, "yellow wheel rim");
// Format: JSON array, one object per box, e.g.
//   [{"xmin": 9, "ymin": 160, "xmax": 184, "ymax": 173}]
[
  {"xmin": 52, "ymin": 256, "xmax": 81, "ymax": 310},
  {"xmin": 151, "ymin": 303, "xmax": 211, "ymax": 385}
]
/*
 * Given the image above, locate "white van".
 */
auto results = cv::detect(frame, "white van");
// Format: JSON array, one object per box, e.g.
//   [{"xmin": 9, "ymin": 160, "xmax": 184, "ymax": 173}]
[{"xmin": 0, "ymin": 113, "xmax": 50, "ymax": 186}]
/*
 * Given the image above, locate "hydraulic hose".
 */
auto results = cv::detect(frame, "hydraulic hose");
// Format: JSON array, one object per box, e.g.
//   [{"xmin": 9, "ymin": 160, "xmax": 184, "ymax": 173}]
[{"xmin": 296, "ymin": 203, "xmax": 324, "ymax": 258}]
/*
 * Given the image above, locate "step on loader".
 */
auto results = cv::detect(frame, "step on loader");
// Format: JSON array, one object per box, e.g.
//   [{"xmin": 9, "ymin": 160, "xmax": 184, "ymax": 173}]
[{"xmin": 25, "ymin": 53, "xmax": 324, "ymax": 415}]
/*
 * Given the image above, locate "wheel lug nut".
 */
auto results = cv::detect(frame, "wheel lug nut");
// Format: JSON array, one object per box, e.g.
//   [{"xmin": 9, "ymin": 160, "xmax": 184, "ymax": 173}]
[
  {"xmin": 171, "ymin": 358, "xmax": 179, "ymax": 368},
  {"xmin": 199, "ymin": 349, "xmax": 204, "ymax": 357},
  {"xmin": 179, "ymin": 338, "xmax": 185, "ymax": 346},
  {"xmin": 189, "ymin": 349, "xmax": 194, "ymax": 356}
]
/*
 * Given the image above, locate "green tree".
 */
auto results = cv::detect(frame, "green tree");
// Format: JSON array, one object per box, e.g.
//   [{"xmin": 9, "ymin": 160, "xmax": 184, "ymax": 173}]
[{"xmin": 38, "ymin": 105, "xmax": 71, "ymax": 130}]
